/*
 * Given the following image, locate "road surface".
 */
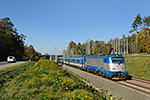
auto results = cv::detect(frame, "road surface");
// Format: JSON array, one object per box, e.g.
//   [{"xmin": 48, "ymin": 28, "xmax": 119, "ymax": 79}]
[{"xmin": 0, "ymin": 61, "xmax": 26, "ymax": 70}]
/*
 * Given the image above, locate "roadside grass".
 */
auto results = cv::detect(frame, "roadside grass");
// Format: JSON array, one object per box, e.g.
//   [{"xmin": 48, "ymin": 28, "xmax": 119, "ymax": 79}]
[
  {"xmin": 0, "ymin": 61, "xmax": 36, "ymax": 90},
  {"xmin": 125, "ymin": 57, "xmax": 150, "ymax": 79},
  {"xmin": 0, "ymin": 59, "xmax": 103, "ymax": 100}
]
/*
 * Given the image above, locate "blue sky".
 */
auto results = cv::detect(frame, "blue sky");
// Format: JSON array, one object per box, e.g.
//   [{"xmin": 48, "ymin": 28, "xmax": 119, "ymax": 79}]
[{"xmin": 0, "ymin": 0, "xmax": 150, "ymax": 55}]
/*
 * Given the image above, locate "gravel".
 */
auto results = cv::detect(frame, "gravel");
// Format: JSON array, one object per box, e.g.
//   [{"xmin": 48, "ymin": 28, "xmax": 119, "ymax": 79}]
[{"xmin": 62, "ymin": 64, "xmax": 150, "ymax": 100}]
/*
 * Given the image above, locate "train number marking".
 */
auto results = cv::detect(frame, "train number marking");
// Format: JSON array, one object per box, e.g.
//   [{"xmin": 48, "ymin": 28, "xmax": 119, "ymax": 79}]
[{"xmin": 117, "ymin": 68, "xmax": 121, "ymax": 70}]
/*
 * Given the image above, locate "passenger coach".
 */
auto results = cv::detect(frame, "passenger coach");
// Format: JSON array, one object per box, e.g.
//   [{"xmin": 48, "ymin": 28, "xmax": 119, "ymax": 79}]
[{"xmin": 58, "ymin": 54, "xmax": 128, "ymax": 79}]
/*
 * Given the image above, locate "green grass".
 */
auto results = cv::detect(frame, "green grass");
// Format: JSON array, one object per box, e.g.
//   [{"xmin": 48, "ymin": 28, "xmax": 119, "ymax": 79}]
[
  {"xmin": 1, "ymin": 57, "xmax": 150, "ymax": 99},
  {"xmin": 0, "ymin": 61, "xmax": 36, "ymax": 90},
  {"xmin": 0, "ymin": 59, "xmax": 104, "ymax": 100},
  {"xmin": 125, "ymin": 57, "xmax": 150, "ymax": 79}
]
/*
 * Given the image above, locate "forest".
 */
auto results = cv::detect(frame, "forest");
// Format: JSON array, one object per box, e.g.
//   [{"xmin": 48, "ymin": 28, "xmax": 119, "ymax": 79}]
[
  {"xmin": 1, "ymin": 13, "xmax": 150, "ymax": 60},
  {"xmin": 0, "ymin": 17, "xmax": 41, "ymax": 61},
  {"xmin": 64, "ymin": 14, "xmax": 150, "ymax": 56}
]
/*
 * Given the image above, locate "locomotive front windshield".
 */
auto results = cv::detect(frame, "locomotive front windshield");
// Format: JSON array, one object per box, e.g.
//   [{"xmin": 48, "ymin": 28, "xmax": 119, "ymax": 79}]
[{"xmin": 111, "ymin": 57, "xmax": 123, "ymax": 63}]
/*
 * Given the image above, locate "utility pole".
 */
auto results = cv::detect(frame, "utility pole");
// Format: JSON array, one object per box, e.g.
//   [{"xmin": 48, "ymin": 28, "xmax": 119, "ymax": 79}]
[
  {"xmin": 124, "ymin": 39, "xmax": 125, "ymax": 54},
  {"xmin": 92, "ymin": 42, "xmax": 95, "ymax": 54},
  {"xmin": 62, "ymin": 47, "xmax": 65, "ymax": 65},
  {"xmin": 116, "ymin": 39, "xmax": 117, "ymax": 54},
  {"xmin": 121, "ymin": 40, "xmax": 123, "ymax": 54},
  {"xmin": 88, "ymin": 38, "xmax": 90, "ymax": 55},
  {"xmin": 127, "ymin": 38, "xmax": 128, "ymax": 54},
  {"xmin": 49, "ymin": 52, "xmax": 51, "ymax": 61},
  {"xmin": 119, "ymin": 39, "xmax": 120, "ymax": 54},
  {"xmin": 111, "ymin": 40, "xmax": 113, "ymax": 54},
  {"xmin": 66, "ymin": 43, "xmax": 68, "ymax": 56},
  {"xmin": 86, "ymin": 39, "xmax": 87, "ymax": 54},
  {"xmin": 92, "ymin": 46, "xmax": 94, "ymax": 54},
  {"xmin": 54, "ymin": 45, "xmax": 57, "ymax": 62},
  {"xmin": 114, "ymin": 40, "xmax": 115, "ymax": 53},
  {"xmin": 86, "ymin": 38, "xmax": 90, "ymax": 55},
  {"xmin": 51, "ymin": 51, "xmax": 53, "ymax": 61}
]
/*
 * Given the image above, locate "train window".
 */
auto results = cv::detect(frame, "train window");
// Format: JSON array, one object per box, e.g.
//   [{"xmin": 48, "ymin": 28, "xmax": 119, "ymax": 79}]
[
  {"xmin": 71, "ymin": 59, "xmax": 75, "ymax": 62},
  {"xmin": 65, "ymin": 59, "xmax": 68, "ymax": 61},
  {"xmin": 77, "ymin": 59, "xmax": 79, "ymax": 63},
  {"xmin": 111, "ymin": 57, "xmax": 123, "ymax": 63}
]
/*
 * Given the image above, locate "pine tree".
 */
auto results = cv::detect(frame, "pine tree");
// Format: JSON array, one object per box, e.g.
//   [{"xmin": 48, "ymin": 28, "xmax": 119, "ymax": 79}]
[{"xmin": 131, "ymin": 13, "xmax": 142, "ymax": 54}]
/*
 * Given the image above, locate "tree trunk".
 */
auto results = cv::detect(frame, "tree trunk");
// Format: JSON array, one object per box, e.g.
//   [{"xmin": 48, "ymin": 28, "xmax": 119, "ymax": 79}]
[
  {"xmin": 148, "ymin": 29, "xmax": 150, "ymax": 53},
  {"xmin": 136, "ymin": 25, "xmax": 139, "ymax": 54},
  {"xmin": 137, "ymin": 33, "xmax": 138, "ymax": 54},
  {"xmin": 148, "ymin": 29, "xmax": 149, "ymax": 42},
  {"xmin": 143, "ymin": 30, "xmax": 145, "ymax": 53},
  {"xmin": 132, "ymin": 35, "xmax": 133, "ymax": 54}
]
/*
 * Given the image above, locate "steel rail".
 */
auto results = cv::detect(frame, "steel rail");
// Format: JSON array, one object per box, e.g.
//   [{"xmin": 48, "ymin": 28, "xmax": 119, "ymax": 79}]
[{"xmin": 58, "ymin": 63, "xmax": 150, "ymax": 96}]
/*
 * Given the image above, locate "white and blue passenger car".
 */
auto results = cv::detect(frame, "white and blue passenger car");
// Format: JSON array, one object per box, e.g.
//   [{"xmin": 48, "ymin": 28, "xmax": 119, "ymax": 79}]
[{"xmin": 58, "ymin": 54, "xmax": 128, "ymax": 79}]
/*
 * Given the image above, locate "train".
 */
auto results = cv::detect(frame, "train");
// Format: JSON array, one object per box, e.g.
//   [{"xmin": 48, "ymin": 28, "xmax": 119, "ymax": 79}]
[{"xmin": 57, "ymin": 54, "xmax": 128, "ymax": 79}]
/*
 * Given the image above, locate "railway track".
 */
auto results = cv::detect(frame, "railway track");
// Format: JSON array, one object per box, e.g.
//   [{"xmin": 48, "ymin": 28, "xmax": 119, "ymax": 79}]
[
  {"xmin": 58, "ymin": 63, "xmax": 150, "ymax": 99},
  {"xmin": 132, "ymin": 77, "xmax": 150, "ymax": 84},
  {"xmin": 95, "ymin": 72, "xmax": 150, "ymax": 97},
  {"xmin": 116, "ymin": 77, "xmax": 150, "ymax": 96}
]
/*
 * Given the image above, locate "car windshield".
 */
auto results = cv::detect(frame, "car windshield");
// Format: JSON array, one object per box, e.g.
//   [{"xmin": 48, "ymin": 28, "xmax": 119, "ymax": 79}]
[
  {"xmin": 111, "ymin": 57, "xmax": 123, "ymax": 63},
  {"xmin": 9, "ymin": 57, "xmax": 13, "ymax": 59}
]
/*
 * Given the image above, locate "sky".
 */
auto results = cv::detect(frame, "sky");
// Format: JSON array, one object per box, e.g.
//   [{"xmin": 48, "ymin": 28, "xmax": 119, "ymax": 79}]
[{"xmin": 0, "ymin": 0, "xmax": 150, "ymax": 55}]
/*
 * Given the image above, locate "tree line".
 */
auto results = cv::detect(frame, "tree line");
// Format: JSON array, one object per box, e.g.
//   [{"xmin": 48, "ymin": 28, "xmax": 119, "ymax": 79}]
[
  {"xmin": 0, "ymin": 17, "xmax": 41, "ymax": 61},
  {"xmin": 63, "ymin": 13, "xmax": 150, "ymax": 56}
]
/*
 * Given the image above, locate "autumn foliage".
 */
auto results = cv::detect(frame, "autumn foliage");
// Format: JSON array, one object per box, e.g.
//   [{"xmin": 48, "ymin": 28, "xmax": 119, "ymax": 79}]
[
  {"xmin": 0, "ymin": 17, "xmax": 41, "ymax": 60},
  {"xmin": 64, "ymin": 14, "xmax": 150, "ymax": 55},
  {"xmin": 0, "ymin": 17, "xmax": 26, "ymax": 60}
]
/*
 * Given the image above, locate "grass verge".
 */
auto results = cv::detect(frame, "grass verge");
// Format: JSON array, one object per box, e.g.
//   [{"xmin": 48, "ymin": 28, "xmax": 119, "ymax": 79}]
[
  {"xmin": 125, "ymin": 57, "xmax": 150, "ymax": 79},
  {"xmin": 0, "ymin": 61, "xmax": 36, "ymax": 90},
  {"xmin": 0, "ymin": 59, "xmax": 103, "ymax": 100}
]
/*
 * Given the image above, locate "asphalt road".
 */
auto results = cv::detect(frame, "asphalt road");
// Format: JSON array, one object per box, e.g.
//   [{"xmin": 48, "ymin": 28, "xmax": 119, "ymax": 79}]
[{"xmin": 0, "ymin": 61, "xmax": 26, "ymax": 70}]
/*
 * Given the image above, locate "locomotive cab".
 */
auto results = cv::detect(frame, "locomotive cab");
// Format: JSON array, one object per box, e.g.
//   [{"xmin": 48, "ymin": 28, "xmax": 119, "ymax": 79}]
[
  {"xmin": 109, "ymin": 57, "xmax": 126, "ymax": 71},
  {"xmin": 102, "ymin": 54, "xmax": 128, "ymax": 79},
  {"xmin": 108, "ymin": 55, "xmax": 128, "ymax": 79}
]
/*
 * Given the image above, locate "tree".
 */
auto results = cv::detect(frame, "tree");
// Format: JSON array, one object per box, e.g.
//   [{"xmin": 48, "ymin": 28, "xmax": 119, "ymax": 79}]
[
  {"xmin": 143, "ymin": 15, "xmax": 150, "ymax": 40},
  {"xmin": 0, "ymin": 17, "xmax": 26, "ymax": 60},
  {"xmin": 77, "ymin": 42, "xmax": 82, "ymax": 55},
  {"xmin": 131, "ymin": 13, "xmax": 142, "ymax": 54},
  {"xmin": 23, "ymin": 44, "xmax": 41, "ymax": 59},
  {"xmin": 138, "ymin": 30, "xmax": 145, "ymax": 53},
  {"xmin": 93, "ymin": 41, "xmax": 104, "ymax": 54},
  {"xmin": 143, "ymin": 15, "xmax": 150, "ymax": 53},
  {"xmin": 81, "ymin": 43, "xmax": 86, "ymax": 55},
  {"xmin": 67, "ymin": 41, "xmax": 77, "ymax": 56},
  {"xmin": 62, "ymin": 49, "xmax": 66, "ymax": 56},
  {"xmin": 106, "ymin": 39, "xmax": 113, "ymax": 54}
]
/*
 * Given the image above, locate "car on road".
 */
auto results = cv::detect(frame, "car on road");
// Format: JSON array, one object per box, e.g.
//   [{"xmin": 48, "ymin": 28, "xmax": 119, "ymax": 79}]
[{"xmin": 7, "ymin": 56, "xmax": 16, "ymax": 63}]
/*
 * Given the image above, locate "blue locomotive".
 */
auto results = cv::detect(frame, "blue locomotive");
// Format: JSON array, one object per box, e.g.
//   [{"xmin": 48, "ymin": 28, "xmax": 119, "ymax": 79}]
[{"xmin": 57, "ymin": 54, "xmax": 128, "ymax": 79}]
